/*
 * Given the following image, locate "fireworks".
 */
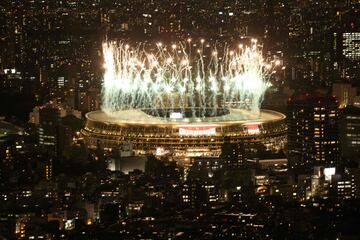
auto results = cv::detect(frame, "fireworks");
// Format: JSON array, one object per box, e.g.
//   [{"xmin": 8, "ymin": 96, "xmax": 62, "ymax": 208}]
[{"xmin": 101, "ymin": 40, "xmax": 274, "ymax": 119}]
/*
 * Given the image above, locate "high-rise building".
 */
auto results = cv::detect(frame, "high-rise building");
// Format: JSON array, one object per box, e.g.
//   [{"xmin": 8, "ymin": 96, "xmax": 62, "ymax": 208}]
[
  {"xmin": 287, "ymin": 93, "xmax": 340, "ymax": 168},
  {"xmin": 221, "ymin": 137, "xmax": 245, "ymax": 168},
  {"xmin": 342, "ymin": 32, "xmax": 360, "ymax": 60},
  {"xmin": 181, "ymin": 180, "xmax": 207, "ymax": 208},
  {"xmin": 37, "ymin": 157, "xmax": 53, "ymax": 181},
  {"xmin": 332, "ymin": 83, "xmax": 357, "ymax": 108},
  {"xmin": 339, "ymin": 106, "xmax": 360, "ymax": 159},
  {"xmin": 38, "ymin": 105, "xmax": 61, "ymax": 156},
  {"xmin": 333, "ymin": 9, "xmax": 360, "ymax": 86},
  {"xmin": 0, "ymin": 68, "xmax": 23, "ymax": 93},
  {"xmin": 334, "ymin": 167, "xmax": 360, "ymax": 200},
  {"xmin": 335, "ymin": 178, "xmax": 355, "ymax": 200}
]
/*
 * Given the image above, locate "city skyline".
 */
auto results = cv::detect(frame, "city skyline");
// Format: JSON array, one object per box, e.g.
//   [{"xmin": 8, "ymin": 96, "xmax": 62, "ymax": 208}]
[{"xmin": 1, "ymin": 0, "xmax": 360, "ymax": 239}]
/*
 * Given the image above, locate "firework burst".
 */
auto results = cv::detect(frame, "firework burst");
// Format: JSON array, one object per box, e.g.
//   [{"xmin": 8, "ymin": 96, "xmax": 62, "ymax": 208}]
[{"xmin": 101, "ymin": 40, "xmax": 273, "ymax": 119}]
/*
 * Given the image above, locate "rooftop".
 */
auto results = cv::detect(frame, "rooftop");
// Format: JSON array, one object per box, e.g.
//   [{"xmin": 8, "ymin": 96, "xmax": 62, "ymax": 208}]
[{"xmin": 86, "ymin": 109, "xmax": 286, "ymax": 127}]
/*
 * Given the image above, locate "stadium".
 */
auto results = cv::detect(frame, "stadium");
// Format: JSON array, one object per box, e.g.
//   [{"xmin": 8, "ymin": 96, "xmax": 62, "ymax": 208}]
[
  {"xmin": 82, "ymin": 108, "xmax": 286, "ymax": 158},
  {"xmin": 81, "ymin": 40, "xmax": 287, "ymax": 158}
]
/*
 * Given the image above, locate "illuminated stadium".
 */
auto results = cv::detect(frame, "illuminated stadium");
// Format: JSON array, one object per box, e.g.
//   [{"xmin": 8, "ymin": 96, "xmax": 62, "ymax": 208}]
[{"xmin": 82, "ymin": 40, "xmax": 287, "ymax": 158}]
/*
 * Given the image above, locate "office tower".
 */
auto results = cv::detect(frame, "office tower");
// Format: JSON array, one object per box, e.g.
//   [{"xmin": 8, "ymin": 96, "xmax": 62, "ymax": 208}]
[
  {"xmin": 38, "ymin": 104, "xmax": 61, "ymax": 156},
  {"xmin": 332, "ymin": 83, "xmax": 357, "ymax": 108},
  {"xmin": 339, "ymin": 106, "xmax": 360, "ymax": 159},
  {"xmin": 221, "ymin": 136, "xmax": 245, "ymax": 168},
  {"xmin": 288, "ymin": 93, "xmax": 339, "ymax": 168}
]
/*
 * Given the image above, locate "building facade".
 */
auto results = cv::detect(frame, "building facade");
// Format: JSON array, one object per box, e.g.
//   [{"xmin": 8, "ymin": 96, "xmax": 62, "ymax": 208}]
[
  {"xmin": 288, "ymin": 94, "xmax": 339, "ymax": 168},
  {"xmin": 339, "ymin": 106, "xmax": 360, "ymax": 159}
]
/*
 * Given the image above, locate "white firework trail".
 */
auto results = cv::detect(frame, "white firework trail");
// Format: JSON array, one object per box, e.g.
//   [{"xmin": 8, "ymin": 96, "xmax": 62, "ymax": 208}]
[{"xmin": 101, "ymin": 40, "xmax": 274, "ymax": 119}]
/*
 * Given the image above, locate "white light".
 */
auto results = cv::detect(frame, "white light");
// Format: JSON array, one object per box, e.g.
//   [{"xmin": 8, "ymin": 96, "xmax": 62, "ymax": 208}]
[
  {"xmin": 101, "ymin": 41, "xmax": 272, "ymax": 118},
  {"xmin": 170, "ymin": 112, "xmax": 183, "ymax": 119},
  {"xmin": 324, "ymin": 167, "xmax": 336, "ymax": 181},
  {"xmin": 181, "ymin": 59, "xmax": 189, "ymax": 65}
]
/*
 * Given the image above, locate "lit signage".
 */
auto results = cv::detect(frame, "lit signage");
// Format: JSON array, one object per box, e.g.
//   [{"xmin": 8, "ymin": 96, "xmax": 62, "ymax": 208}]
[
  {"xmin": 324, "ymin": 167, "xmax": 336, "ymax": 181},
  {"xmin": 179, "ymin": 125, "xmax": 216, "ymax": 136},
  {"xmin": 244, "ymin": 123, "xmax": 260, "ymax": 134},
  {"xmin": 170, "ymin": 112, "xmax": 183, "ymax": 119}
]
